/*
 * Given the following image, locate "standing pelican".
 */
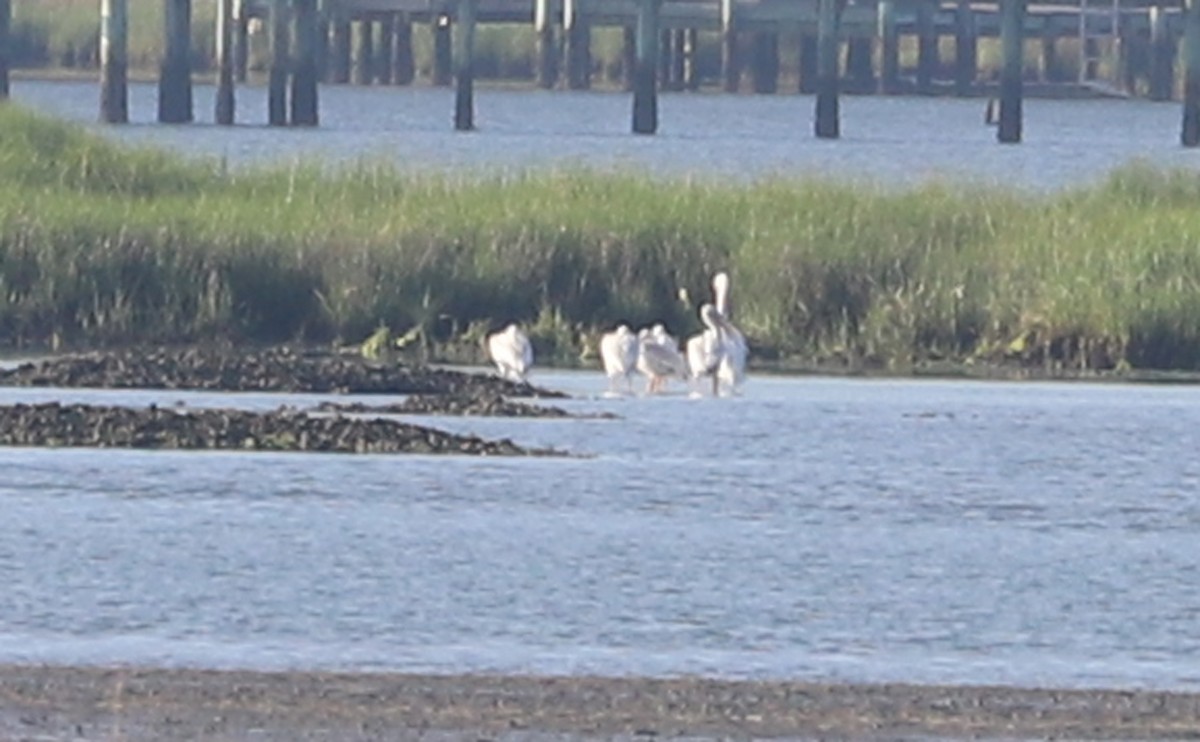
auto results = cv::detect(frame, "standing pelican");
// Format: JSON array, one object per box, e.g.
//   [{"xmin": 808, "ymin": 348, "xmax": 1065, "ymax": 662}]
[
  {"xmin": 636, "ymin": 324, "xmax": 687, "ymax": 394},
  {"xmin": 599, "ymin": 324, "xmax": 639, "ymax": 394},
  {"xmin": 711, "ymin": 271, "xmax": 748, "ymax": 394},
  {"xmin": 686, "ymin": 304, "xmax": 725, "ymax": 396},
  {"xmin": 486, "ymin": 323, "xmax": 533, "ymax": 382}
]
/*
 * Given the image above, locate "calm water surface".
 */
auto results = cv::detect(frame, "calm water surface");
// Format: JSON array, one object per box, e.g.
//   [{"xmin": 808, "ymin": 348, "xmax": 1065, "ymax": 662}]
[
  {"xmin": 1, "ymin": 371, "xmax": 1199, "ymax": 690},
  {"xmin": 10, "ymin": 79, "xmax": 1200, "ymax": 189}
]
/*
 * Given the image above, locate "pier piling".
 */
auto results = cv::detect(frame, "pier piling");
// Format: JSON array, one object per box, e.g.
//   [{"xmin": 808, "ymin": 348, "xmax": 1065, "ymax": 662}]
[
  {"xmin": 846, "ymin": 36, "xmax": 874, "ymax": 91},
  {"xmin": 0, "ymin": 0, "xmax": 10, "ymax": 100},
  {"xmin": 632, "ymin": 0, "xmax": 660, "ymax": 134},
  {"xmin": 878, "ymin": 0, "xmax": 899, "ymax": 93},
  {"xmin": 683, "ymin": 28, "xmax": 699, "ymax": 90},
  {"xmin": 751, "ymin": 31, "xmax": 779, "ymax": 93},
  {"xmin": 393, "ymin": 13, "xmax": 414, "ymax": 85},
  {"xmin": 622, "ymin": 26, "xmax": 636, "ymax": 90},
  {"xmin": 216, "ymin": 0, "xmax": 235, "ymax": 125},
  {"xmin": 159, "ymin": 0, "xmax": 193, "ymax": 123},
  {"xmin": 535, "ymin": 0, "xmax": 558, "ymax": 88},
  {"xmin": 378, "ymin": 14, "xmax": 395, "ymax": 84},
  {"xmin": 330, "ymin": 13, "xmax": 352, "ymax": 83},
  {"xmin": 916, "ymin": 0, "xmax": 937, "ymax": 93},
  {"xmin": 565, "ymin": 0, "xmax": 592, "ymax": 89},
  {"xmin": 721, "ymin": 0, "xmax": 739, "ymax": 92},
  {"xmin": 100, "ymin": 0, "xmax": 128, "ymax": 124},
  {"xmin": 814, "ymin": 0, "xmax": 841, "ymax": 138},
  {"xmin": 671, "ymin": 28, "xmax": 687, "ymax": 91},
  {"xmin": 455, "ymin": 0, "xmax": 477, "ymax": 131},
  {"xmin": 1184, "ymin": 0, "xmax": 1200, "ymax": 145},
  {"xmin": 433, "ymin": 14, "xmax": 453, "ymax": 86},
  {"xmin": 798, "ymin": 34, "xmax": 818, "ymax": 93},
  {"xmin": 998, "ymin": 0, "xmax": 1025, "ymax": 143},
  {"xmin": 1150, "ymin": 5, "xmax": 1175, "ymax": 101},
  {"xmin": 954, "ymin": 0, "xmax": 977, "ymax": 94},
  {"xmin": 354, "ymin": 18, "xmax": 375, "ymax": 85},
  {"xmin": 233, "ymin": 0, "xmax": 249, "ymax": 83},
  {"xmin": 268, "ymin": 0, "xmax": 289, "ymax": 126},
  {"xmin": 291, "ymin": 0, "xmax": 319, "ymax": 125}
]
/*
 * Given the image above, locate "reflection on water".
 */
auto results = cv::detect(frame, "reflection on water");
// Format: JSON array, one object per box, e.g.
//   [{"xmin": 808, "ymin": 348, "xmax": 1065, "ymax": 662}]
[
  {"xmin": 1, "ymin": 371, "xmax": 1199, "ymax": 690},
  {"xmin": 10, "ymin": 79, "xmax": 1199, "ymax": 189}
]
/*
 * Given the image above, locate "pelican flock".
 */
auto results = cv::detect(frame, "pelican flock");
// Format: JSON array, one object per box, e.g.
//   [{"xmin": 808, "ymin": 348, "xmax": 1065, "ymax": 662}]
[
  {"xmin": 593, "ymin": 272, "xmax": 748, "ymax": 397},
  {"xmin": 484, "ymin": 274, "xmax": 747, "ymax": 397}
]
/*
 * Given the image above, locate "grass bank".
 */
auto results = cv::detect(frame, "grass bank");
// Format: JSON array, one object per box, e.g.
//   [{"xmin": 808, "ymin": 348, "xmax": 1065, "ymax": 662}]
[{"xmin": 2, "ymin": 104, "xmax": 1200, "ymax": 373}]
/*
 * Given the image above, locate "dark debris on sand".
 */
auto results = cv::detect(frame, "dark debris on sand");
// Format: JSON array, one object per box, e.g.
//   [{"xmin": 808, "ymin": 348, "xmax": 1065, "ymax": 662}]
[
  {"xmin": 0, "ymin": 346, "xmax": 567, "ymax": 398},
  {"xmin": 0, "ymin": 402, "xmax": 566, "ymax": 456}
]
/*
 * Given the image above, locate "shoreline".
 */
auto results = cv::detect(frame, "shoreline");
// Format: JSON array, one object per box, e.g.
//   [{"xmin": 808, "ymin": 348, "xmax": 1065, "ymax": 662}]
[{"xmin": 2, "ymin": 664, "xmax": 1199, "ymax": 741}]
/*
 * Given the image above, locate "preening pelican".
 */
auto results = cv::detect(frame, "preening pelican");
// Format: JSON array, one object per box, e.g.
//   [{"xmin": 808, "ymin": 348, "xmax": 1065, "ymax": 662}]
[
  {"xmin": 636, "ymin": 324, "xmax": 687, "ymax": 394},
  {"xmin": 487, "ymin": 323, "xmax": 533, "ymax": 382},
  {"xmin": 599, "ymin": 324, "xmax": 639, "ymax": 394},
  {"xmin": 711, "ymin": 271, "xmax": 748, "ymax": 394}
]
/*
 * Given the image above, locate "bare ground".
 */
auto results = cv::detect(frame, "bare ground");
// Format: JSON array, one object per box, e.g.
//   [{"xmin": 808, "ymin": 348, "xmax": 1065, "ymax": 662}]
[{"xmin": 2, "ymin": 665, "xmax": 1199, "ymax": 741}]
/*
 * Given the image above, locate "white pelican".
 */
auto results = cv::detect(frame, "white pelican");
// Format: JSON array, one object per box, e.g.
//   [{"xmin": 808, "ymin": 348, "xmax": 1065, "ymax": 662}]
[
  {"xmin": 486, "ymin": 323, "xmax": 533, "ymax": 382},
  {"xmin": 636, "ymin": 324, "xmax": 687, "ymax": 394},
  {"xmin": 599, "ymin": 324, "xmax": 639, "ymax": 394},
  {"xmin": 686, "ymin": 304, "xmax": 725, "ymax": 396},
  {"xmin": 711, "ymin": 271, "xmax": 748, "ymax": 394}
]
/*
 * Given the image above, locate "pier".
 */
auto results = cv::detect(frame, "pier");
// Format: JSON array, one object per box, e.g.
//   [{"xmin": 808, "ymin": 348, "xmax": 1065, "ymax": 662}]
[{"xmin": 0, "ymin": 0, "xmax": 1197, "ymax": 144}]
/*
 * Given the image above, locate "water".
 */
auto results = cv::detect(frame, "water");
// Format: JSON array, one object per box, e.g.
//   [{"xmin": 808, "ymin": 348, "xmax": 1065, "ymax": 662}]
[
  {"xmin": 6, "ymin": 79, "xmax": 1200, "ymax": 691},
  {"xmin": 2, "ymin": 371, "xmax": 1200, "ymax": 690},
  {"xmin": 11, "ymin": 79, "xmax": 1200, "ymax": 189}
]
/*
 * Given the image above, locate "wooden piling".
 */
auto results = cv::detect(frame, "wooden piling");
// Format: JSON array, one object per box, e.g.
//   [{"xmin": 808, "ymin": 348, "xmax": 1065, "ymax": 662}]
[
  {"xmin": 916, "ymin": 0, "xmax": 937, "ymax": 94},
  {"xmin": 877, "ymin": 0, "xmax": 899, "ymax": 93},
  {"xmin": 846, "ymin": 36, "xmax": 874, "ymax": 92},
  {"xmin": 100, "ymin": 0, "xmax": 128, "ymax": 124},
  {"xmin": 658, "ymin": 29, "xmax": 672, "ymax": 87},
  {"xmin": 535, "ymin": 0, "xmax": 558, "ymax": 89},
  {"xmin": 1040, "ymin": 26, "xmax": 1060, "ymax": 81},
  {"xmin": 268, "ymin": 0, "xmax": 289, "ymax": 126},
  {"xmin": 330, "ymin": 14, "xmax": 352, "ymax": 83},
  {"xmin": 393, "ymin": 14, "xmax": 415, "ymax": 85},
  {"xmin": 1184, "ymin": 0, "xmax": 1200, "ymax": 145},
  {"xmin": 751, "ymin": 32, "xmax": 779, "ymax": 93},
  {"xmin": 315, "ymin": 9, "xmax": 330, "ymax": 81},
  {"xmin": 632, "ymin": 0, "xmax": 660, "ymax": 134},
  {"xmin": 815, "ymin": 0, "xmax": 840, "ymax": 138},
  {"xmin": 215, "ymin": 0, "xmax": 235, "ymax": 125},
  {"xmin": 671, "ymin": 29, "xmax": 687, "ymax": 91},
  {"xmin": 159, "ymin": 0, "xmax": 193, "ymax": 123},
  {"xmin": 433, "ymin": 14, "xmax": 453, "ymax": 86},
  {"xmin": 997, "ymin": 0, "xmax": 1024, "ymax": 144},
  {"xmin": 1150, "ymin": 5, "xmax": 1175, "ymax": 101},
  {"xmin": 455, "ymin": 0, "xmax": 477, "ymax": 131},
  {"xmin": 683, "ymin": 27, "xmax": 699, "ymax": 90},
  {"xmin": 721, "ymin": 0, "xmax": 739, "ymax": 92},
  {"xmin": 564, "ymin": 0, "xmax": 591, "ymax": 89},
  {"xmin": 798, "ymin": 34, "xmax": 817, "ymax": 94},
  {"xmin": 954, "ymin": 0, "xmax": 976, "ymax": 95},
  {"xmin": 622, "ymin": 25, "xmax": 636, "ymax": 91},
  {"xmin": 233, "ymin": 0, "xmax": 249, "ymax": 83},
  {"xmin": 291, "ymin": 0, "xmax": 319, "ymax": 125},
  {"xmin": 354, "ymin": 18, "xmax": 375, "ymax": 85},
  {"xmin": 377, "ymin": 14, "xmax": 394, "ymax": 84},
  {"xmin": 0, "ymin": 0, "xmax": 10, "ymax": 100}
]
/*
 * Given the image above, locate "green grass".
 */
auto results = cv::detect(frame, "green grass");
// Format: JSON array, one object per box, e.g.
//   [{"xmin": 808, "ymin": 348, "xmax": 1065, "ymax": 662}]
[{"xmin": 3, "ymin": 105, "xmax": 1200, "ymax": 372}]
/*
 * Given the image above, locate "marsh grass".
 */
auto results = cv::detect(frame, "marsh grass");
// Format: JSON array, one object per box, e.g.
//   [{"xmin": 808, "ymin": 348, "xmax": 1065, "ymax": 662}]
[{"xmin": 2, "ymin": 107, "xmax": 1200, "ymax": 371}]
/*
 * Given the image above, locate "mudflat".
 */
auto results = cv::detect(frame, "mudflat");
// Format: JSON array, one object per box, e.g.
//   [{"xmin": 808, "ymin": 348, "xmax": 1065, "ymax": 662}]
[{"xmin": 2, "ymin": 665, "xmax": 1198, "ymax": 741}]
